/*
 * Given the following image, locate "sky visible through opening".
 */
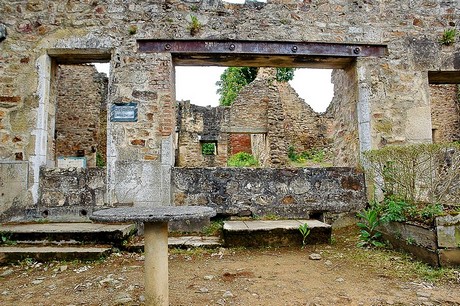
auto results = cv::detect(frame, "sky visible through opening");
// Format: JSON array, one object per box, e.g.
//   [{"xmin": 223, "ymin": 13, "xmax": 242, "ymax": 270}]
[
  {"xmin": 175, "ymin": 67, "xmax": 333, "ymax": 113},
  {"xmin": 94, "ymin": 63, "xmax": 334, "ymax": 113}
]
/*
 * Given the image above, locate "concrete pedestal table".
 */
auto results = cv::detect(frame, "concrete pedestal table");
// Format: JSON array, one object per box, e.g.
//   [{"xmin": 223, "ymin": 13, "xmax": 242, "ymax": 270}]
[{"xmin": 90, "ymin": 206, "xmax": 216, "ymax": 306}]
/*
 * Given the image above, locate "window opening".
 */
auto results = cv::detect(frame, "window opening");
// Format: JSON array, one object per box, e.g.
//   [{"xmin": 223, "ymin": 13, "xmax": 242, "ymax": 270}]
[{"xmin": 54, "ymin": 62, "xmax": 109, "ymax": 168}]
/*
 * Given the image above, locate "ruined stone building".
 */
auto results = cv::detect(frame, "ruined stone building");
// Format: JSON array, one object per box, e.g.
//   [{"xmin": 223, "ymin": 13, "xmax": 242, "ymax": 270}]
[
  {"xmin": 176, "ymin": 68, "xmax": 333, "ymax": 168},
  {"xmin": 0, "ymin": 0, "xmax": 459, "ymax": 223}
]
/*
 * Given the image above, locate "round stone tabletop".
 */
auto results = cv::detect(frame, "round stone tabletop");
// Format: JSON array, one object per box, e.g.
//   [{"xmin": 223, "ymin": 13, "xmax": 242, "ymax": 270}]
[{"xmin": 90, "ymin": 206, "xmax": 216, "ymax": 223}]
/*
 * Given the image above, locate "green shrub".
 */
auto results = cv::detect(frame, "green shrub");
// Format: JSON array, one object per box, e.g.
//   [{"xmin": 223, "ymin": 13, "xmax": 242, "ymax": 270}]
[
  {"xmin": 288, "ymin": 146, "xmax": 326, "ymax": 164},
  {"xmin": 227, "ymin": 152, "xmax": 258, "ymax": 167},
  {"xmin": 202, "ymin": 143, "xmax": 216, "ymax": 155},
  {"xmin": 356, "ymin": 207, "xmax": 385, "ymax": 248}
]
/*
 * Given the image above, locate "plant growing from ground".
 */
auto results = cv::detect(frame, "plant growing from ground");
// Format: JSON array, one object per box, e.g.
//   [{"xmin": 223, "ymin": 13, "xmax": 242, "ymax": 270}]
[
  {"xmin": 96, "ymin": 152, "xmax": 105, "ymax": 167},
  {"xmin": 298, "ymin": 223, "xmax": 311, "ymax": 248},
  {"xmin": 188, "ymin": 15, "xmax": 202, "ymax": 36},
  {"xmin": 440, "ymin": 28, "xmax": 458, "ymax": 45},
  {"xmin": 288, "ymin": 146, "xmax": 328, "ymax": 166},
  {"xmin": 201, "ymin": 142, "xmax": 216, "ymax": 155},
  {"xmin": 227, "ymin": 152, "xmax": 258, "ymax": 167},
  {"xmin": 379, "ymin": 197, "xmax": 412, "ymax": 223},
  {"xmin": 356, "ymin": 207, "xmax": 385, "ymax": 248},
  {"xmin": 0, "ymin": 232, "xmax": 16, "ymax": 245},
  {"xmin": 202, "ymin": 219, "xmax": 224, "ymax": 236}
]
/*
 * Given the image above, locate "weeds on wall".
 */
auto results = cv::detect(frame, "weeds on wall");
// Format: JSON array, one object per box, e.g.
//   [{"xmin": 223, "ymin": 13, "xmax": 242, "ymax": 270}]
[
  {"xmin": 227, "ymin": 152, "xmax": 259, "ymax": 167},
  {"xmin": 188, "ymin": 15, "xmax": 202, "ymax": 36},
  {"xmin": 439, "ymin": 28, "xmax": 458, "ymax": 45},
  {"xmin": 128, "ymin": 25, "xmax": 137, "ymax": 35}
]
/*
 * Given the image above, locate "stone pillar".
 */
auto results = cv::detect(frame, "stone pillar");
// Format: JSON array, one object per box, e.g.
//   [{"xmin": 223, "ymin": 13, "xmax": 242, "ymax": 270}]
[
  {"xmin": 107, "ymin": 52, "xmax": 175, "ymax": 207},
  {"xmin": 144, "ymin": 222, "xmax": 169, "ymax": 306}
]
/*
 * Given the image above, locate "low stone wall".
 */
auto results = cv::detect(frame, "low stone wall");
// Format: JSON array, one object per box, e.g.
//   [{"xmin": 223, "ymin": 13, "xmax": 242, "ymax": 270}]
[
  {"xmin": 379, "ymin": 215, "xmax": 460, "ymax": 267},
  {"xmin": 172, "ymin": 167, "xmax": 366, "ymax": 221},
  {"xmin": 36, "ymin": 167, "xmax": 107, "ymax": 221}
]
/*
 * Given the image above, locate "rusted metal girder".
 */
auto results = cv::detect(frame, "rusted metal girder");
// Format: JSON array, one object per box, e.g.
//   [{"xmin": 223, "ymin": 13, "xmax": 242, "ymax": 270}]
[
  {"xmin": 138, "ymin": 39, "xmax": 386, "ymax": 68},
  {"xmin": 138, "ymin": 39, "xmax": 386, "ymax": 57}
]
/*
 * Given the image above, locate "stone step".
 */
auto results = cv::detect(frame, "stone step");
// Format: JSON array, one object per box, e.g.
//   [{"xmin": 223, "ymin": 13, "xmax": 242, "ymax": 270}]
[
  {"xmin": 0, "ymin": 246, "xmax": 112, "ymax": 263},
  {"xmin": 125, "ymin": 236, "xmax": 222, "ymax": 253},
  {"xmin": 0, "ymin": 223, "xmax": 136, "ymax": 246},
  {"xmin": 223, "ymin": 219, "xmax": 331, "ymax": 248}
]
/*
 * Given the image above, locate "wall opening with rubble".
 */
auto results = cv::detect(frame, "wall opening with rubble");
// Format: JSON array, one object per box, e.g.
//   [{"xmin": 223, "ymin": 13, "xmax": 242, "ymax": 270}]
[
  {"xmin": 55, "ymin": 64, "xmax": 108, "ymax": 168},
  {"xmin": 175, "ymin": 67, "xmax": 353, "ymax": 168}
]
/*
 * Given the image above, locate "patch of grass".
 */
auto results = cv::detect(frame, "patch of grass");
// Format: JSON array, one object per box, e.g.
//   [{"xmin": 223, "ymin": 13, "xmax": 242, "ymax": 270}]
[
  {"xmin": 227, "ymin": 152, "xmax": 258, "ymax": 167},
  {"xmin": 288, "ymin": 146, "xmax": 330, "ymax": 167},
  {"xmin": 203, "ymin": 219, "xmax": 224, "ymax": 236}
]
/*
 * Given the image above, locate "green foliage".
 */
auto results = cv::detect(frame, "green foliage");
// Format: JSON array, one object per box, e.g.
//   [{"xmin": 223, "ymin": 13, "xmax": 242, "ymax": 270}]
[
  {"xmin": 227, "ymin": 152, "xmax": 259, "ymax": 167},
  {"xmin": 418, "ymin": 203, "xmax": 444, "ymax": 221},
  {"xmin": 288, "ymin": 146, "xmax": 326, "ymax": 164},
  {"xmin": 216, "ymin": 67, "xmax": 295, "ymax": 106},
  {"xmin": 188, "ymin": 15, "xmax": 202, "ymax": 36},
  {"xmin": 379, "ymin": 197, "xmax": 411, "ymax": 223},
  {"xmin": 96, "ymin": 152, "xmax": 105, "ymax": 168},
  {"xmin": 298, "ymin": 223, "xmax": 311, "ymax": 248},
  {"xmin": 364, "ymin": 143, "xmax": 460, "ymax": 208},
  {"xmin": 202, "ymin": 142, "xmax": 216, "ymax": 155},
  {"xmin": 216, "ymin": 67, "xmax": 257, "ymax": 106},
  {"xmin": 440, "ymin": 28, "xmax": 458, "ymax": 45},
  {"xmin": 275, "ymin": 67, "xmax": 295, "ymax": 82},
  {"xmin": 203, "ymin": 219, "xmax": 224, "ymax": 236},
  {"xmin": 356, "ymin": 207, "xmax": 385, "ymax": 248},
  {"xmin": 0, "ymin": 232, "xmax": 16, "ymax": 245}
]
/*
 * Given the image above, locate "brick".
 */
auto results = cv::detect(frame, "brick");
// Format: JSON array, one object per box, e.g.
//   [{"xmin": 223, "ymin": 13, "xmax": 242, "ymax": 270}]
[{"xmin": 0, "ymin": 96, "xmax": 20, "ymax": 103}]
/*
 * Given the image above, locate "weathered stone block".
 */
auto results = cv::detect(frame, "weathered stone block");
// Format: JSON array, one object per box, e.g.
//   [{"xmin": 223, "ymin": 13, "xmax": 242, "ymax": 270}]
[
  {"xmin": 436, "ymin": 214, "xmax": 460, "ymax": 248},
  {"xmin": 438, "ymin": 249, "xmax": 460, "ymax": 268}
]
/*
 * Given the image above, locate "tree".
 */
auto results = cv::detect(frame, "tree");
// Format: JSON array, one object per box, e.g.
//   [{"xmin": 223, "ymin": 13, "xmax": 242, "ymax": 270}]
[
  {"xmin": 216, "ymin": 67, "xmax": 258, "ymax": 106},
  {"xmin": 216, "ymin": 67, "xmax": 295, "ymax": 106}
]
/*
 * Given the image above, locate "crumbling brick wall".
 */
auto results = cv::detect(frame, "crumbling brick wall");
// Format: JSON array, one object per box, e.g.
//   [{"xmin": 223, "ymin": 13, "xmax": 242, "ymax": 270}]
[
  {"xmin": 176, "ymin": 101, "xmax": 228, "ymax": 167},
  {"xmin": 55, "ymin": 65, "xmax": 108, "ymax": 167},
  {"xmin": 430, "ymin": 84, "xmax": 460, "ymax": 143}
]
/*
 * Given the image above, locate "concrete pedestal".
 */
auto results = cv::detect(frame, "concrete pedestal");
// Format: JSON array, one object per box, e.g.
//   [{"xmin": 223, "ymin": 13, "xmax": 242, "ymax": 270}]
[{"xmin": 144, "ymin": 222, "xmax": 169, "ymax": 306}]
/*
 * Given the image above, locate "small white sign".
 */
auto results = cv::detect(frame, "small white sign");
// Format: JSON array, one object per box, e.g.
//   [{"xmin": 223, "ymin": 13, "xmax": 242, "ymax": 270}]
[{"xmin": 57, "ymin": 157, "xmax": 87, "ymax": 168}]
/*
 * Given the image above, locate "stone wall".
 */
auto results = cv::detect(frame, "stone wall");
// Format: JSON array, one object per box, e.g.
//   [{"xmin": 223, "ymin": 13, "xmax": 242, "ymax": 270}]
[
  {"xmin": 176, "ymin": 101, "xmax": 229, "ymax": 167},
  {"xmin": 172, "ymin": 167, "xmax": 366, "ymax": 220},
  {"xmin": 325, "ymin": 67, "xmax": 359, "ymax": 166},
  {"xmin": 0, "ymin": 161, "xmax": 31, "ymax": 222},
  {"xmin": 0, "ymin": 0, "xmax": 458, "ymax": 218},
  {"xmin": 430, "ymin": 84, "xmax": 460, "ymax": 143},
  {"xmin": 55, "ymin": 64, "xmax": 108, "ymax": 167},
  {"xmin": 278, "ymin": 81, "xmax": 332, "ymax": 153},
  {"xmin": 37, "ymin": 167, "xmax": 107, "ymax": 220}
]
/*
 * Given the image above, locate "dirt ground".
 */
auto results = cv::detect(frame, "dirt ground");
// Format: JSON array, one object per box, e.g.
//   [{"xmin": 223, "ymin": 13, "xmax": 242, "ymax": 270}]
[{"xmin": 1, "ymin": 227, "xmax": 459, "ymax": 306}]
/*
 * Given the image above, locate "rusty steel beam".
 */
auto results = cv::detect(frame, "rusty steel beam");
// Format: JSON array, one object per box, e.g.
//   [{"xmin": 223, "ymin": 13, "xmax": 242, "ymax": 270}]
[{"xmin": 138, "ymin": 39, "xmax": 386, "ymax": 58}]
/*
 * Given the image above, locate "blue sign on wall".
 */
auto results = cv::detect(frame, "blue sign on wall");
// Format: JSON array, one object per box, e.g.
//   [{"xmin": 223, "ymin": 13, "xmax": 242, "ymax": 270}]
[{"xmin": 110, "ymin": 102, "xmax": 138, "ymax": 122}]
